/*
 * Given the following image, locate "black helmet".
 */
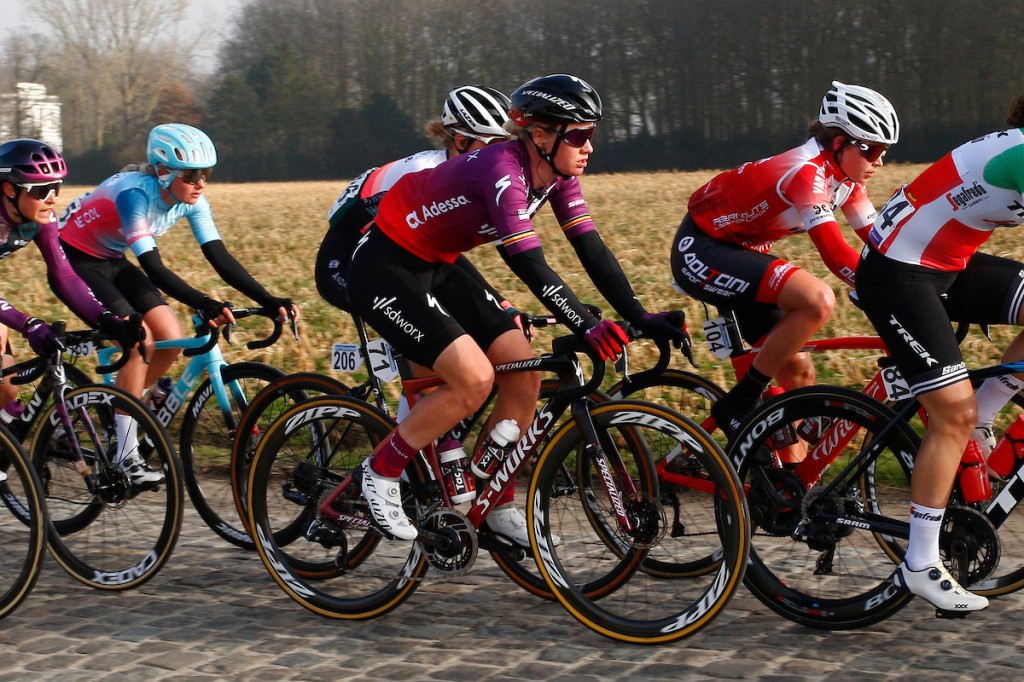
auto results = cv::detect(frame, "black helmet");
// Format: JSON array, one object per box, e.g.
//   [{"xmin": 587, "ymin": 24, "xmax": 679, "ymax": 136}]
[{"xmin": 509, "ymin": 74, "xmax": 602, "ymax": 127}]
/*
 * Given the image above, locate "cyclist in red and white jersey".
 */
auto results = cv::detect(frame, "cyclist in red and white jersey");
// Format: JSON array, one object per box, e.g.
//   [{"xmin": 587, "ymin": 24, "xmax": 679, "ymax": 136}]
[
  {"xmin": 670, "ymin": 81, "xmax": 899, "ymax": 435},
  {"xmin": 346, "ymin": 74, "xmax": 688, "ymax": 541},
  {"xmin": 855, "ymin": 95, "xmax": 1024, "ymax": 613}
]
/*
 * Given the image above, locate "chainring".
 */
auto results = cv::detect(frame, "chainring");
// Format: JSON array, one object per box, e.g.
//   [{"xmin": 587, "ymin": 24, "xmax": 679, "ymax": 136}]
[
  {"xmin": 420, "ymin": 509, "xmax": 478, "ymax": 575},
  {"xmin": 940, "ymin": 504, "xmax": 1000, "ymax": 587}
]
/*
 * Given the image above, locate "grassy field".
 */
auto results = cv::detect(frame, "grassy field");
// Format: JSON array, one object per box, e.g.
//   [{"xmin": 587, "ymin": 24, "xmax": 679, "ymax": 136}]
[{"xmin": 10, "ymin": 163, "xmax": 1023, "ymax": 395}]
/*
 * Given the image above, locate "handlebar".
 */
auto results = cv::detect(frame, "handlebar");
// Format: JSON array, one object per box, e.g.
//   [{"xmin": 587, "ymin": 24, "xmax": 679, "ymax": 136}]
[
  {"xmin": 3, "ymin": 320, "xmax": 137, "ymax": 384},
  {"xmin": 187, "ymin": 305, "xmax": 293, "ymax": 357}
]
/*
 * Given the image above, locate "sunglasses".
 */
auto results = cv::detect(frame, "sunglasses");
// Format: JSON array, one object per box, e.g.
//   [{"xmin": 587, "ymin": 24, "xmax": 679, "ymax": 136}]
[
  {"xmin": 548, "ymin": 125, "xmax": 597, "ymax": 148},
  {"xmin": 176, "ymin": 168, "xmax": 213, "ymax": 184},
  {"xmin": 18, "ymin": 182, "xmax": 62, "ymax": 202},
  {"xmin": 849, "ymin": 140, "xmax": 888, "ymax": 163}
]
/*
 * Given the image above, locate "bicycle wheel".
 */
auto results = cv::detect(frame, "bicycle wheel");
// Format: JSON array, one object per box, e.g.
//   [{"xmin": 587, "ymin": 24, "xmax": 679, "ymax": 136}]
[
  {"xmin": 529, "ymin": 400, "xmax": 749, "ymax": 644},
  {"xmin": 733, "ymin": 386, "xmax": 919, "ymax": 629},
  {"xmin": 606, "ymin": 367, "xmax": 723, "ymax": 428},
  {"xmin": 179, "ymin": 361, "xmax": 284, "ymax": 548},
  {"xmin": 230, "ymin": 372, "xmax": 350, "ymax": 547},
  {"xmin": 32, "ymin": 385, "xmax": 183, "ymax": 590},
  {"xmin": 0, "ymin": 424, "xmax": 47, "ymax": 618},
  {"xmin": 248, "ymin": 395, "xmax": 430, "ymax": 618}
]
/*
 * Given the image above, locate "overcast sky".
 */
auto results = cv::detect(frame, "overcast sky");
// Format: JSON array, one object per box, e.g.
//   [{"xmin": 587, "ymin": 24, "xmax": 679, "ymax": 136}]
[{"xmin": 3, "ymin": 1, "xmax": 244, "ymax": 67}]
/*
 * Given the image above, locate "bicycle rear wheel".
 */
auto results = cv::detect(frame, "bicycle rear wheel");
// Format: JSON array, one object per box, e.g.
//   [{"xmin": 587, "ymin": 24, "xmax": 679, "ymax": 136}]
[
  {"xmin": 0, "ymin": 424, "xmax": 47, "ymax": 618},
  {"xmin": 734, "ymin": 386, "xmax": 918, "ymax": 629},
  {"xmin": 247, "ymin": 395, "xmax": 430, "ymax": 618},
  {"xmin": 230, "ymin": 372, "xmax": 350, "ymax": 548},
  {"xmin": 32, "ymin": 385, "xmax": 183, "ymax": 590},
  {"xmin": 529, "ymin": 400, "xmax": 749, "ymax": 644},
  {"xmin": 179, "ymin": 362, "xmax": 284, "ymax": 548}
]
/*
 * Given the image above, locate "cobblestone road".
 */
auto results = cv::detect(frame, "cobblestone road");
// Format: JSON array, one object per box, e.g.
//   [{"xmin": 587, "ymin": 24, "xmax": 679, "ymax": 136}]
[{"xmin": 3, "ymin": 506, "xmax": 1023, "ymax": 681}]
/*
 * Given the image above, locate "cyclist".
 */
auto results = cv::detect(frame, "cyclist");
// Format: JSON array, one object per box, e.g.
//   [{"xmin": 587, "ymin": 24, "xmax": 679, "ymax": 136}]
[
  {"xmin": 853, "ymin": 97, "xmax": 1024, "ymax": 614},
  {"xmin": 319, "ymin": 85, "xmax": 522, "ymax": 448},
  {"xmin": 58, "ymin": 124, "xmax": 296, "ymax": 484},
  {"xmin": 346, "ymin": 73, "xmax": 688, "ymax": 542},
  {"xmin": 670, "ymin": 81, "xmax": 899, "ymax": 436},
  {"xmin": 0, "ymin": 139, "xmax": 139, "ymax": 423}
]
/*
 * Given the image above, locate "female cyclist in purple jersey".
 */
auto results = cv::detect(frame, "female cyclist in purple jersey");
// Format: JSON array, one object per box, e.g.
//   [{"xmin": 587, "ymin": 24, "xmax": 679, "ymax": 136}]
[{"xmin": 345, "ymin": 74, "xmax": 688, "ymax": 542}]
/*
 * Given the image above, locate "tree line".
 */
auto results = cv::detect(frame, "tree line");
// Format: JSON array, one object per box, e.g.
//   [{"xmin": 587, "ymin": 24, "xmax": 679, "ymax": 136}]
[{"xmin": 4, "ymin": 0, "xmax": 1023, "ymax": 184}]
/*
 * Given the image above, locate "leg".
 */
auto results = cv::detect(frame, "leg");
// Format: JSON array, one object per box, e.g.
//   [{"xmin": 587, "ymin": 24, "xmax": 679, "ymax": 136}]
[
  {"xmin": 115, "ymin": 304, "xmax": 182, "ymax": 398},
  {"xmin": 0, "ymin": 329, "xmax": 16, "ymax": 406}
]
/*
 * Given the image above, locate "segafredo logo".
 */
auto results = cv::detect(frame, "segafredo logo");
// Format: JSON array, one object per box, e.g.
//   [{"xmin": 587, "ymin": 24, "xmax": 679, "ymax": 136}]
[
  {"xmin": 405, "ymin": 194, "xmax": 470, "ymax": 229},
  {"xmin": 372, "ymin": 296, "xmax": 424, "ymax": 341}
]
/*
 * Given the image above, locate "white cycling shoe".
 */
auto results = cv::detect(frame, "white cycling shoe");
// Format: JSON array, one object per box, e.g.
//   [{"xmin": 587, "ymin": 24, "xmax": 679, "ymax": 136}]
[
  {"xmin": 894, "ymin": 561, "xmax": 988, "ymax": 613},
  {"xmin": 360, "ymin": 460, "xmax": 417, "ymax": 541},
  {"xmin": 486, "ymin": 504, "xmax": 561, "ymax": 548}
]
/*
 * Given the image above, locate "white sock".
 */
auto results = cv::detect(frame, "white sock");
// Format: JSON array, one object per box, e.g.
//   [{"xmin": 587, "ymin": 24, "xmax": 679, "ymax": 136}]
[
  {"xmin": 905, "ymin": 502, "xmax": 944, "ymax": 571},
  {"xmin": 976, "ymin": 374, "xmax": 1024, "ymax": 426},
  {"xmin": 113, "ymin": 413, "xmax": 139, "ymax": 465},
  {"xmin": 395, "ymin": 394, "xmax": 410, "ymax": 423}
]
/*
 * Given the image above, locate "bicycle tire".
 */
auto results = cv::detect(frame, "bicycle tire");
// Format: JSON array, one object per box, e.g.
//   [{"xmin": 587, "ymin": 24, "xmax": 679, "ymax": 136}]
[
  {"xmin": 0, "ymin": 424, "xmax": 47, "ymax": 618},
  {"xmin": 733, "ymin": 386, "xmax": 919, "ymax": 629},
  {"xmin": 529, "ymin": 400, "xmax": 749, "ymax": 644},
  {"xmin": 248, "ymin": 395, "xmax": 430, "ymax": 618},
  {"xmin": 32, "ymin": 384, "xmax": 183, "ymax": 590},
  {"xmin": 179, "ymin": 361, "xmax": 284, "ymax": 548},
  {"xmin": 229, "ymin": 372, "xmax": 350, "ymax": 547}
]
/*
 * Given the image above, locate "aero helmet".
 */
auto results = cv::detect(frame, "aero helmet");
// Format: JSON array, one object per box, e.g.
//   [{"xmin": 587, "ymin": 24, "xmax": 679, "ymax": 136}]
[
  {"xmin": 0, "ymin": 139, "xmax": 67, "ymax": 185},
  {"xmin": 148, "ymin": 123, "xmax": 217, "ymax": 188},
  {"xmin": 819, "ymin": 81, "xmax": 900, "ymax": 144},
  {"xmin": 441, "ymin": 85, "xmax": 512, "ymax": 142},
  {"xmin": 509, "ymin": 74, "xmax": 603, "ymax": 128}
]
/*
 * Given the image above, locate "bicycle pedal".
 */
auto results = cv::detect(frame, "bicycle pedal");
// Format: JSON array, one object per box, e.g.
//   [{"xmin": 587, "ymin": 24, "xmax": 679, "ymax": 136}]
[{"xmin": 935, "ymin": 608, "xmax": 970, "ymax": 620}]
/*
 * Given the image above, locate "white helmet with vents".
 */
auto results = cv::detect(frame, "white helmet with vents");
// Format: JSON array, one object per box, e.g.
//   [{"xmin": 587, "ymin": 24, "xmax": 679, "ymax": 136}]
[{"xmin": 819, "ymin": 81, "xmax": 899, "ymax": 144}]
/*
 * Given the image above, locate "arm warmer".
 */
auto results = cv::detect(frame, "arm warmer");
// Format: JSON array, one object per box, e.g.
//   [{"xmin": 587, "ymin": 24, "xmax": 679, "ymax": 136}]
[
  {"xmin": 566, "ymin": 231, "xmax": 646, "ymax": 323},
  {"xmin": 137, "ymin": 248, "xmax": 210, "ymax": 309},
  {"xmin": 200, "ymin": 240, "xmax": 274, "ymax": 306},
  {"xmin": 807, "ymin": 222, "xmax": 860, "ymax": 287},
  {"xmin": 503, "ymin": 247, "xmax": 600, "ymax": 333}
]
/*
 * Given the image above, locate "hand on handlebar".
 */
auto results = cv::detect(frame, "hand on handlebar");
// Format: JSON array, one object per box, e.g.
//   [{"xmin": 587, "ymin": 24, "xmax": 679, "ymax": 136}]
[
  {"xmin": 96, "ymin": 311, "xmax": 146, "ymax": 351},
  {"xmin": 198, "ymin": 296, "xmax": 235, "ymax": 328},
  {"xmin": 21, "ymin": 317, "xmax": 63, "ymax": 356},
  {"xmin": 583, "ymin": 319, "xmax": 630, "ymax": 361},
  {"xmin": 635, "ymin": 310, "xmax": 693, "ymax": 357}
]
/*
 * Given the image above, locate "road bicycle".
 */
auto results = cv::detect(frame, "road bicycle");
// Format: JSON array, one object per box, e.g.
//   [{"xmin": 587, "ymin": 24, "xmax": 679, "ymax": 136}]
[
  {"xmin": 95, "ymin": 307, "xmax": 293, "ymax": 548},
  {"xmin": 0, "ymin": 420, "xmax": 47, "ymax": 617},
  {"xmin": 7, "ymin": 322, "xmax": 182, "ymax": 590},
  {"xmin": 726, "ymin": 349, "xmax": 1024, "ymax": 629},
  {"xmin": 245, "ymin": 327, "xmax": 749, "ymax": 644}
]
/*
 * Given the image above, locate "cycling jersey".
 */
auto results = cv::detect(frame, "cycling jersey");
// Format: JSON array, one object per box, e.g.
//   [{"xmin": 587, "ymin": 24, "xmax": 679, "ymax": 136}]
[
  {"xmin": 0, "ymin": 203, "xmax": 106, "ymax": 331},
  {"xmin": 868, "ymin": 128, "xmax": 1024, "ymax": 271},
  {"xmin": 58, "ymin": 170, "xmax": 221, "ymax": 259},
  {"xmin": 688, "ymin": 138, "xmax": 876, "ymax": 252}
]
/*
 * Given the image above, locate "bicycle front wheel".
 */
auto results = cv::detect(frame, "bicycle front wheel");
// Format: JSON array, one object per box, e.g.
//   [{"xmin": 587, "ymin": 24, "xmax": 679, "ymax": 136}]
[
  {"xmin": 32, "ymin": 385, "xmax": 183, "ymax": 590},
  {"xmin": 529, "ymin": 400, "xmax": 749, "ymax": 644},
  {"xmin": 248, "ymin": 395, "xmax": 430, "ymax": 619},
  {"xmin": 180, "ymin": 361, "xmax": 284, "ymax": 548},
  {"xmin": 0, "ymin": 424, "xmax": 47, "ymax": 617},
  {"xmin": 734, "ymin": 386, "xmax": 918, "ymax": 629}
]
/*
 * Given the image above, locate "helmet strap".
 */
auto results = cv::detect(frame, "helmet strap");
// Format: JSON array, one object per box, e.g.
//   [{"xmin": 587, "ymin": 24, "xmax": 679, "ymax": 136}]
[
  {"xmin": 533, "ymin": 122, "xmax": 570, "ymax": 179},
  {"xmin": 6, "ymin": 185, "xmax": 30, "ymax": 223}
]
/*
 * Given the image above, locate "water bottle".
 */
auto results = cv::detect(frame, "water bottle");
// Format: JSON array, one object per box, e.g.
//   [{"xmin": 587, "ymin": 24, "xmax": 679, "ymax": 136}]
[
  {"xmin": 470, "ymin": 419, "xmax": 520, "ymax": 479},
  {"xmin": 437, "ymin": 438, "xmax": 475, "ymax": 504},
  {"xmin": 797, "ymin": 416, "xmax": 834, "ymax": 445},
  {"xmin": 959, "ymin": 439, "xmax": 992, "ymax": 503},
  {"xmin": 0, "ymin": 399, "xmax": 26, "ymax": 425},
  {"xmin": 987, "ymin": 415, "xmax": 1024, "ymax": 480},
  {"xmin": 145, "ymin": 376, "xmax": 173, "ymax": 412}
]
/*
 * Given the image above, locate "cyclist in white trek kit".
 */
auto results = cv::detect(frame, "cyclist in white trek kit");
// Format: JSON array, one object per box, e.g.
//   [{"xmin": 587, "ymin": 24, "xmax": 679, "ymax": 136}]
[{"xmin": 856, "ymin": 95, "xmax": 1024, "ymax": 613}]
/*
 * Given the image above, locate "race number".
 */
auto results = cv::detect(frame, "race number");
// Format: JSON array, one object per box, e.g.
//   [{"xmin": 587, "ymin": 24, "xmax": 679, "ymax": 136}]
[
  {"xmin": 881, "ymin": 365, "xmax": 912, "ymax": 402},
  {"xmin": 331, "ymin": 343, "xmax": 364, "ymax": 372},
  {"xmin": 702, "ymin": 317, "xmax": 733, "ymax": 360},
  {"xmin": 365, "ymin": 338, "xmax": 399, "ymax": 382}
]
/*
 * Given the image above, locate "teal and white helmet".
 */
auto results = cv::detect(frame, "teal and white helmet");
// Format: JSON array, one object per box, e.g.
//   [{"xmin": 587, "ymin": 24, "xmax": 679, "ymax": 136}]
[{"xmin": 147, "ymin": 123, "xmax": 218, "ymax": 188}]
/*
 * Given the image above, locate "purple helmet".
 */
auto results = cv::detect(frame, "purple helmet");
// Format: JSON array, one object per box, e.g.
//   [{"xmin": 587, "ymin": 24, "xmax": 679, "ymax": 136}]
[{"xmin": 0, "ymin": 139, "xmax": 68, "ymax": 184}]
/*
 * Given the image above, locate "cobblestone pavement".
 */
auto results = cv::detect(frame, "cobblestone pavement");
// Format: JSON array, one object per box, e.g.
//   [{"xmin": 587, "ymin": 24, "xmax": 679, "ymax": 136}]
[{"xmin": 3, "ymin": 506, "xmax": 1024, "ymax": 681}]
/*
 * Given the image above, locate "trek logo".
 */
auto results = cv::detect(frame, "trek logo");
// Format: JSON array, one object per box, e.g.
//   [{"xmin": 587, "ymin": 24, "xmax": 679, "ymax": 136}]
[
  {"xmin": 372, "ymin": 296, "xmax": 425, "ymax": 341},
  {"xmin": 405, "ymin": 194, "xmax": 470, "ymax": 229},
  {"xmin": 945, "ymin": 181, "xmax": 987, "ymax": 210},
  {"xmin": 887, "ymin": 315, "xmax": 938, "ymax": 367},
  {"xmin": 540, "ymin": 284, "xmax": 585, "ymax": 327}
]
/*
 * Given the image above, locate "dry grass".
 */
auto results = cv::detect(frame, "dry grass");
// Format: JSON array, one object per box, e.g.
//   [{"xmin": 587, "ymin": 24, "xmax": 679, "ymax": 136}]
[{"xmin": 10, "ymin": 164, "xmax": 1022, "ymax": 391}]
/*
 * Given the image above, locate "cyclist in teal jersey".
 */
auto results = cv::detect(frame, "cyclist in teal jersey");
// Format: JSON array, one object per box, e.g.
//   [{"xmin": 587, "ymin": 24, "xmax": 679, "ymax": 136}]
[{"xmin": 59, "ymin": 124, "xmax": 296, "ymax": 484}]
